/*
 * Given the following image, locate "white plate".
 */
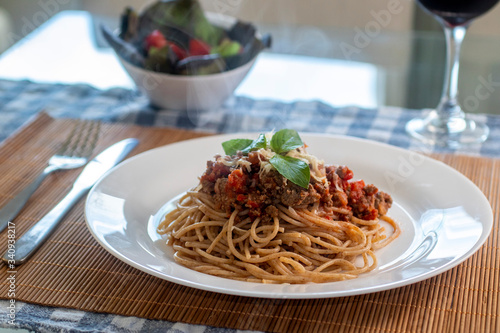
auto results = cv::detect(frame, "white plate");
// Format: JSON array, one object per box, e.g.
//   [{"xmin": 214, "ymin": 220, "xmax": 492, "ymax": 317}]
[{"xmin": 85, "ymin": 133, "xmax": 493, "ymax": 299}]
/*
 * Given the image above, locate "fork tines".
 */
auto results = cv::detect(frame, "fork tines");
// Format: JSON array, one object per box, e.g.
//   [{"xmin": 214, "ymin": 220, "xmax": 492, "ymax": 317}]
[{"xmin": 58, "ymin": 121, "xmax": 101, "ymax": 158}]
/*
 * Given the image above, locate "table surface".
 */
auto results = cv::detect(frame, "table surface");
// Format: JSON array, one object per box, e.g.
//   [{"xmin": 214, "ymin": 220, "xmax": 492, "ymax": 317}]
[{"xmin": 0, "ymin": 9, "xmax": 499, "ymax": 333}]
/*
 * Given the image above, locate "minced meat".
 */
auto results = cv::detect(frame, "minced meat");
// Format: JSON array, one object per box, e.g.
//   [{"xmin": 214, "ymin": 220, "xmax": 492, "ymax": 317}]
[{"xmin": 200, "ymin": 152, "xmax": 392, "ymax": 221}]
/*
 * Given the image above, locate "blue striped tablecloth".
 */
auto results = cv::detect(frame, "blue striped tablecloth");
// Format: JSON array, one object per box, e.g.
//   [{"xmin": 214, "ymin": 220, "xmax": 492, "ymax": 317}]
[
  {"xmin": 1, "ymin": 79, "xmax": 499, "ymax": 158},
  {"xmin": 0, "ymin": 78, "xmax": 499, "ymax": 333}
]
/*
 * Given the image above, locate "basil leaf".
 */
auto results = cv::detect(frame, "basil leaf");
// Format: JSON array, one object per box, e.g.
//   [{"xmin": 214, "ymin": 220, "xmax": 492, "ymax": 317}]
[
  {"xmin": 222, "ymin": 134, "xmax": 267, "ymax": 156},
  {"xmin": 241, "ymin": 133, "xmax": 267, "ymax": 154},
  {"xmin": 222, "ymin": 139, "xmax": 253, "ymax": 156},
  {"xmin": 270, "ymin": 129, "xmax": 303, "ymax": 154},
  {"xmin": 270, "ymin": 154, "xmax": 310, "ymax": 189}
]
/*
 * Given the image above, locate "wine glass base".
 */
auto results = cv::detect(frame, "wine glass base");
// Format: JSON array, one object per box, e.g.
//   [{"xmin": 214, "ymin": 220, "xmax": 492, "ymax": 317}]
[{"xmin": 406, "ymin": 113, "xmax": 489, "ymax": 148}]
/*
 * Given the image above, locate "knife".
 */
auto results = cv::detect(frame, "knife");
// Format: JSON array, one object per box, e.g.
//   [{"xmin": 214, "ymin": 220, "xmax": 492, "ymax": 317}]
[{"xmin": 2, "ymin": 138, "xmax": 139, "ymax": 265}]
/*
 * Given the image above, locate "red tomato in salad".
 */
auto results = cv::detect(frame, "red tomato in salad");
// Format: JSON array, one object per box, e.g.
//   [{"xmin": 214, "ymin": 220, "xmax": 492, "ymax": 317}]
[
  {"xmin": 170, "ymin": 44, "xmax": 187, "ymax": 60},
  {"xmin": 145, "ymin": 30, "xmax": 188, "ymax": 60},
  {"xmin": 145, "ymin": 30, "xmax": 167, "ymax": 50},
  {"xmin": 189, "ymin": 39, "xmax": 211, "ymax": 56}
]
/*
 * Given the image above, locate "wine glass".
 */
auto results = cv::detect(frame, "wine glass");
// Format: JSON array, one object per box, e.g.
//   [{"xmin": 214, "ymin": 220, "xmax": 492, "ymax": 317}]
[{"xmin": 406, "ymin": 0, "xmax": 499, "ymax": 147}]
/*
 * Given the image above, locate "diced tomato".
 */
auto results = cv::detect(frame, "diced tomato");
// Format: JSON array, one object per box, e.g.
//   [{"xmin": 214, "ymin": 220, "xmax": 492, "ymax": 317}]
[
  {"xmin": 336, "ymin": 166, "xmax": 354, "ymax": 190},
  {"xmin": 145, "ymin": 30, "xmax": 167, "ymax": 50},
  {"xmin": 362, "ymin": 209, "xmax": 378, "ymax": 221},
  {"xmin": 337, "ymin": 166, "xmax": 353, "ymax": 181},
  {"xmin": 236, "ymin": 194, "xmax": 246, "ymax": 202},
  {"xmin": 189, "ymin": 39, "xmax": 211, "ymax": 56},
  {"xmin": 350, "ymin": 179, "xmax": 365, "ymax": 191},
  {"xmin": 169, "ymin": 43, "xmax": 187, "ymax": 60},
  {"xmin": 247, "ymin": 200, "xmax": 259, "ymax": 209},
  {"xmin": 144, "ymin": 30, "xmax": 188, "ymax": 60},
  {"xmin": 227, "ymin": 169, "xmax": 247, "ymax": 193},
  {"xmin": 348, "ymin": 180, "xmax": 365, "ymax": 202}
]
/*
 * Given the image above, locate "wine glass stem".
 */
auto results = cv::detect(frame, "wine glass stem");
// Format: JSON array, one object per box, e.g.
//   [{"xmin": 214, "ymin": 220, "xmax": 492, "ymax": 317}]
[{"xmin": 437, "ymin": 24, "xmax": 467, "ymax": 120}]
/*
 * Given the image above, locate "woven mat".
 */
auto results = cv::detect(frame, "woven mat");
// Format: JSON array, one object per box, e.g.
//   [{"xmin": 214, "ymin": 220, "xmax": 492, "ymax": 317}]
[{"xmin": 0, "ymin": 113, "xmax": 498, "ymax": 333}]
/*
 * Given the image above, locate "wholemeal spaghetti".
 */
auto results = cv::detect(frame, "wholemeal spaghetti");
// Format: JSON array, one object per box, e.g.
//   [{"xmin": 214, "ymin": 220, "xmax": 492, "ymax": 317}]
[{"xmin": 158, "ymin": 131, "xmax": 400, "ymax": 284}]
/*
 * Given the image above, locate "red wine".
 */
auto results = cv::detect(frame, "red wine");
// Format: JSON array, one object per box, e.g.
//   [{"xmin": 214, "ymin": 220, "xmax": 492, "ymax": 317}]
[{"xmin": 417, "ymin": 0, "xmax": 500, "ymax": 26}]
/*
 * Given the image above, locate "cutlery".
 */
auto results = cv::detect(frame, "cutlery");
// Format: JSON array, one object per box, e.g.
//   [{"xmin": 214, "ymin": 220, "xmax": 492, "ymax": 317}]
[
  {"xmin": 0, "ymin": 121, "xmax": 100, "ymax": 232},
  {"xmin": 2, "ymin": 138, "xmax": 139, "ymax": 265}
]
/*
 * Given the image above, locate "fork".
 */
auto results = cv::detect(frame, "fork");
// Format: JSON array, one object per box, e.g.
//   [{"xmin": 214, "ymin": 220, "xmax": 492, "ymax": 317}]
[{"xmin": 0, "ymin": 120, "xmax": 100, "ymax": 232}]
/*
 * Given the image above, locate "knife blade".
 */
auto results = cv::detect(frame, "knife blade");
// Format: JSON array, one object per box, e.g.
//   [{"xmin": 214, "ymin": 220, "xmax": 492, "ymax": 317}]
[{"xmin": 2, "ymin": 138, "xmax": 139, "ymax": 265}]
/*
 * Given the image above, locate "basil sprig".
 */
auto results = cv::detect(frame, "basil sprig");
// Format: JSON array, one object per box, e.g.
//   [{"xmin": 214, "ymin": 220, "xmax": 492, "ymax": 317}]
[
  {"xmin": 222, "ymin": 129, "xmax": 310, "ymax": 188},
  {"xmin": 222, "ymin": 133, "xmax": 267, "ymax": 156},
  {"xmin": 270, "ymin": 129, "xmax": 304, "ymax": 154},
  {"xmin": 269, "ymin": 154, "xmax": 310, "ymax": 188}
]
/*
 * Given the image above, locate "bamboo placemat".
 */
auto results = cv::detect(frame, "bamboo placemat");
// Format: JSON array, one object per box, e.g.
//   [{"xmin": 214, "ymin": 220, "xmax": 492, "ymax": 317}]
[{"xmin": 0, "ymin": 113, "xmax": 498, "ymax": 332}]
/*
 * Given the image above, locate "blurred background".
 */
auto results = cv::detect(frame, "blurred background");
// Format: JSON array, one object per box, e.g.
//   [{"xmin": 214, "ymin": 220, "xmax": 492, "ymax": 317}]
[{"xmin": 1, "ymin": 0, "xmax": 500, "ymax": 114}]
